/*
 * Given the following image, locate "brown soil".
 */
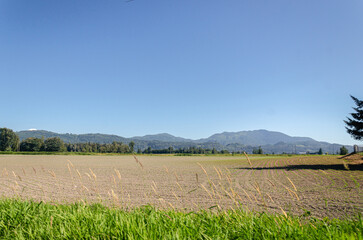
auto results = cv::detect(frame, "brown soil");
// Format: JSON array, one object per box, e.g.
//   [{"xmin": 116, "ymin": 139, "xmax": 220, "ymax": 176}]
[
  {"xmin": 0, "ymin": 154, "xmax": 361, "ymax": 218},
  {"xmin": 341, "ymin": 153, "xmax": 363, "ymax": 165}
]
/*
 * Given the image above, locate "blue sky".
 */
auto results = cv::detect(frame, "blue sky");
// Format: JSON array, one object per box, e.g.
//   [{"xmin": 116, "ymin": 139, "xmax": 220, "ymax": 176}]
[{"xmin": 1, "ymin": 0, "xmax": 362, "ymax": 145}]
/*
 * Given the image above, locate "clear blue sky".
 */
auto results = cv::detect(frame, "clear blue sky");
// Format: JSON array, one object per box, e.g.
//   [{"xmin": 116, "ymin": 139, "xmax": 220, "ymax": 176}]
[{"xmin": 1, "ymin": 0, "xmax": 362, "ymax": 145}]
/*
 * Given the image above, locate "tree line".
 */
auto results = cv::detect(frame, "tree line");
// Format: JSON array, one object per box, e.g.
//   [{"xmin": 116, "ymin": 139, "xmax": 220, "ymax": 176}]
[
  {"xmin": 0, "ymin": 128, "xmax": 133, "ymax": 153},
  {"xmin": 0, "ymin": 128, "xmax": 234, "ymax": 154}
]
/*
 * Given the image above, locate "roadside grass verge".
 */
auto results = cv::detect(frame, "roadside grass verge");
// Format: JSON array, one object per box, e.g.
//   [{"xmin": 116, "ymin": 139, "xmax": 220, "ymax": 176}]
[{"xmin": 0, "ymin": 198, "xmax": 361, "ymax": 239}]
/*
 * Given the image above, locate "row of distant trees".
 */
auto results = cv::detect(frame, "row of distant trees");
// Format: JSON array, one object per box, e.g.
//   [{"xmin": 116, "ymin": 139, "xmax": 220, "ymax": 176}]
[{"xmin": 0, "ymin": 128, "xmax": 135, "ymax": 153}]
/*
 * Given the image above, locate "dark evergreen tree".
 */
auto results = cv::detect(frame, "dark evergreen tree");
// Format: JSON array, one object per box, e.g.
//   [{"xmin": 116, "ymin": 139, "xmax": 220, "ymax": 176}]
[
  {"xmin": 344, "ymin": 95, "xmax": 363, "ymax": 141},
  {"xmin": 339, "ymin": 146, "xmax": 348, "ymax": 155},
  {"xmin": 129, "ymin": 141, "xmax": 135, "ymax": 153},
  {"xmin": 318, "ymin": 148, "xmax": 323, "ymax": 155},
  {"xmin": 168, "ymin": 146, "xmax": 173, "ymax": 154},
  {"xmin": 252, "ymin": 146, "xmax": 263, "ymax": 154}
]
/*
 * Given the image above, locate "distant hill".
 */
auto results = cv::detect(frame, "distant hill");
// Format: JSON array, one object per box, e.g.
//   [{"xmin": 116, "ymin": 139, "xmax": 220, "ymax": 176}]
[
  {"xmin": 17, "ymin": 130, "xmax": 127, "ymax": 144},
  {"xmin": 200, "ymin": 130, "xmax": 316, "ymax": 145},
  {"xmin": 132, "ymin": 133, "xmax": 192, "ymax": 143},
  {"xmin": 16, "ymin": 129, "xmax": 352, "ymax": 154}
]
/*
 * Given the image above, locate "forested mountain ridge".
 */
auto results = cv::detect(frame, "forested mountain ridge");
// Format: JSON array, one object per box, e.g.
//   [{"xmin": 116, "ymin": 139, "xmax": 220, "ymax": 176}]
[
  {"xmin": 199, "ymin": 130, "xmax": 316, "ymax": 145},
  {"xmin": 17, "ymin": 130, "xmax": 127, "ymax": 144},
  {"xmin": 132, "ymin": 133, "xmax": 192, "ymax": 143}
]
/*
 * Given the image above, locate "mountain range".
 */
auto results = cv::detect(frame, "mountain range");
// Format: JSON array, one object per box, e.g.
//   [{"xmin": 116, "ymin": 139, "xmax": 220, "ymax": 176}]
[{"xmin": 16, "ymin": 129, "xmax": 352, "ymax": 154}]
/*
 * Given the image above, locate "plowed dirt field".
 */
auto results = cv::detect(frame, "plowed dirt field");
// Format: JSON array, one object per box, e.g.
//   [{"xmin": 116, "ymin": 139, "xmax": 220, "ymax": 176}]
[{"xmin": 0, "ymin": 154, "xmax": 361, "ymax": 218}]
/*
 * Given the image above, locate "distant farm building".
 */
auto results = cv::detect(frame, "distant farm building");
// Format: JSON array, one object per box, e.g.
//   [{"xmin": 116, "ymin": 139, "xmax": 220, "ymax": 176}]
[{"xmin": 353, "ymin": 145, "xmax": 363, "ymax": 153}]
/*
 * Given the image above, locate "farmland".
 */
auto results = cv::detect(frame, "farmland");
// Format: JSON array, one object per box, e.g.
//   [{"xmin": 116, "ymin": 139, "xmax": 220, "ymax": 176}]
[{"xmin": 0, "ymin": 154, "xmax": 361, "ymax": 218}]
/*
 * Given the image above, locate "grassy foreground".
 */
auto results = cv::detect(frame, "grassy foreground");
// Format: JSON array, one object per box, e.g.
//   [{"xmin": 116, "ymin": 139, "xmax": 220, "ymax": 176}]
[{"xmin": 0, "ymin": 199, "xmax": 361, "ymax": 239}]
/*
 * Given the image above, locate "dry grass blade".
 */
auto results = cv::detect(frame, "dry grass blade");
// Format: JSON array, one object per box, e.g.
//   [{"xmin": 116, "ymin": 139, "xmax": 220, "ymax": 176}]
[
  {"xmin": 267, "ymin": 179, "xmax": 275, "ymax": 187},
  {"xmin": 286, "ymin": 176, "xmax": 297, "ymax": 192},
  {"xmin": 133, "ymin": 155, "xmax": 144, "ymax": 169},
  {"xmin": 67, "ymin": 164, "xmax": 72, "ymax": 174},
  {"xmin": 223, "ymin": 189, "xmax": 234, "ymax": 200},
  {"xmin": 175, "ymin": 181, "xmax": 183, "ymax": 192},
  {"xmin": 151, "ymin": 184, "xmax": 158, "ymax": 195},
  {"xmin": 85, "ymin": 173, "xmax": 92, "ymax": 180},
  {"xmin": 197, "ymin": 163, "xmax": 209, "ymax": 178},
  {"xmin": 280, "ymin": 206, "xmax": 288, "ymax": 218},
  {"xmin": 230, "ymin": 186, "xmax": 236, "ymax": 198},
  {"xmin": 167, "ymin": 202, "xmax": 175, "ymax": 210},
  {"xmin": 76, "ymin": 169, "xmax": 82, "ymax": 179},
  {"xmin": 242, "ymin": 189, "xmax": 253, "ymax": 203},
  {"xmin": 112, "ymin": 175, "xmax": 117, "ymax": 186},
  {"xmin": 253, "ymin": 182, "xmax": 267, "ymax": 207},
  {"xmin": 49, "ymin": 170, "xmax": 56, "ymax": 178},
  {"xmin": 211, "ymin": 181, "xmax": 220, "ymax": 196},
  {"xmin": 89, "ymin": 168, "xmax": 97, "ymax": 180},
  {"xmin": 152, "ymin": 181, "xmax": 158, "ymax": 190},
  {"xmin": 244, "ymin": 152, "xmax": 253, "ymax": 168},
  {"xmin": 343, "ymin": 161, "xmax": 350, "ymax": 170},
  {"xmin": 138, "ymin": 161, "xmax": 144, "ymax": 169},
  {"xmin": 310, "ymin": 222, "xmax": 317, "ymax": 229},
  {"xmin": 224, "ymin": 167, "xmax": 231, "ymax": 175},
  {"xmin": 174, "ymin": 172, "xmax": 179, "ymax": 181},
  {"xmin": 226, "ymin": 175, "xmax": 232, "ymax": 185},
  {"xmin": 266, "ymin": 193, "xmax": 275, "ymax": 203},
  {"xmin": 114, "ymin": 169, "xmax": 122, "ymax": 181},
  {"xmin": 214, "ymin": 166, "xmax": 222, "ymax": 180},
  {"xmin": 285, "ymin": 186, "xmax": 300, "ymax": 201},
  {"xmin": 172, "ymin": 191, "xmax": 179, "ymax": 201},
  {"xmin": 133, "ymin": 155, "xmax": 139, "ymax": 164},
  {"xmin": 111, "ymin": 189, "xmax": 119, "ymax": 201},
  {"xmin": 67, "ymin": 160, "xmax": 74, "ymax": 168},
  {"xmin": 201, "ymin": 184, "xmax": 213, "ymax": 200}
]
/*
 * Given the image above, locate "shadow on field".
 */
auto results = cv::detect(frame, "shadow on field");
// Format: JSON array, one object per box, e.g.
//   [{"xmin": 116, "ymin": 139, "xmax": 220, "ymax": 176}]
[{"xmin": 235, "ymin": 164, "xmax": 363, "ymax": 171}]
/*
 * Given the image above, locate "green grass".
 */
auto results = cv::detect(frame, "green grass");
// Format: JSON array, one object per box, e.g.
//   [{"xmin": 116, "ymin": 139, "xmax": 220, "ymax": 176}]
[{"xmin": 0, "ymin": 199, "xmax": 361, "ymax": 239}]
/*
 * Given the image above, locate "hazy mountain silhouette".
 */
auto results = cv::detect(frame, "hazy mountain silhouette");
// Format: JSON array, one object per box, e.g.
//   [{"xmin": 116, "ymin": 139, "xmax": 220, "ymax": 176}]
[{"xmin": 16, "ymin": 129, "xmax": 352, "ymax": 154}]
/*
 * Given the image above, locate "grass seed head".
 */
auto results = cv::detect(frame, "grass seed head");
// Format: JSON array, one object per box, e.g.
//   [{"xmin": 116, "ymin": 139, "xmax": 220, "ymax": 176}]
[
  {"xmin": 244, "ymin": 152, "xmax": 253, "ymax": 168},
  {"xmin": 76, "ymin": 169, "xmax": 82, "ymax": 179},
  {"xmin": 89, "ymin": 168, "xmax": 97, "ymax": 180},
  {"xmin": 114, "ymin": 169, "xmax": 121, "ymax": 181},
  {"xmin": 67, "ymin": 160, "xmax": 74, "ymax": 168}
]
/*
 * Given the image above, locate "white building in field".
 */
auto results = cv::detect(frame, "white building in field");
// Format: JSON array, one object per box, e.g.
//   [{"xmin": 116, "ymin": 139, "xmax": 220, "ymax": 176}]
[{"xmin": 353, "ymin": 145, "xmax": 363, "ymax": 153}]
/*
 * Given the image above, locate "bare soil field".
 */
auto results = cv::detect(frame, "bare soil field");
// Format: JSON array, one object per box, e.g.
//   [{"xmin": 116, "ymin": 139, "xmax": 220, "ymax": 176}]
[{"xmin": 0, "ymin": 154, "xmax": 361, "ymax": 218}]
